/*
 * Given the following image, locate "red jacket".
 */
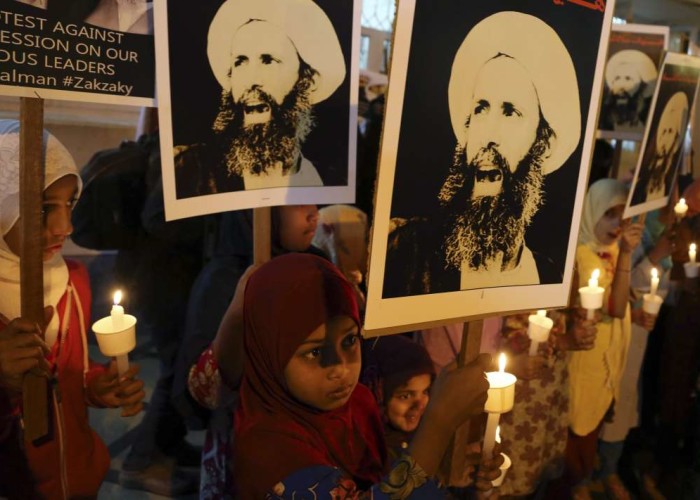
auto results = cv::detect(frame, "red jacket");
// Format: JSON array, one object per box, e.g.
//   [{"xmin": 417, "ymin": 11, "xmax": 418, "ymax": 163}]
[{"xmin": 0, "ymin": 260, "xmax": 111, "ymax": 499}]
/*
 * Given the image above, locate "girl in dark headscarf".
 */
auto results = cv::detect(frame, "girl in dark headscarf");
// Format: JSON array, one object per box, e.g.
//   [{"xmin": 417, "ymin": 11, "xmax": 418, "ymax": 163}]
[
  {"xmin": 174, "ymin": 205, "xmax": 322, "ymax": 498},
  {"xmin": 232, "ymin": 253, "xmax": 500, "ymax": 498},
  {"xmin": 362, "ymin": 335, "xmax": 435, "ymax": 461}
]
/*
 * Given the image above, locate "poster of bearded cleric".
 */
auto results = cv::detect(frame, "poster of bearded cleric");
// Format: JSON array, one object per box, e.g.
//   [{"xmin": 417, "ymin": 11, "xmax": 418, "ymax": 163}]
[
  {"xmin": 154, "ymin": 0, "xmax": 360, "ymax": 219},
  {"xmin": 364, "ymin": 0, "xmax": 615, "ymax": 335},
  {"xmin": 625, "ymin": 53, "xmax": 700, "ymax": 218},
  {"xmin": 598, "ymin": 24, "xmax": 669, "ymax": 141},
  {"xmin": 0, "ymin": 0, "xmax": 154, "ymax": 106}
]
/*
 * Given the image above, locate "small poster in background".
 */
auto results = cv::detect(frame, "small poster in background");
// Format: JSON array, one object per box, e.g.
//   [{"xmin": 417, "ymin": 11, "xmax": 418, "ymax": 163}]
[
  {"xmin": 0, "ymin": 0, "xmax": 155, "ymax": 106},
  {"xmin": 156, "ymin": 0, "xmax": 361, "ymax": 221},
  {"xmin": 365, "ymin": 0, "xmax": 615, "ymax": 335},
  {"xmin": 625, "ymin": 53, "xmax": 700, "ymax": 218},
  {"xmin": 598, "ymin": 23, "xmax": 669, "ymax": 141}
]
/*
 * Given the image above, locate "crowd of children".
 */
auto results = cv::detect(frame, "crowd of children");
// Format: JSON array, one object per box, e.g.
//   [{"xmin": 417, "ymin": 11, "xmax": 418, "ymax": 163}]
[{"xmin": 2, "ymin": 97, "xmax": 700, "ymax": 500}]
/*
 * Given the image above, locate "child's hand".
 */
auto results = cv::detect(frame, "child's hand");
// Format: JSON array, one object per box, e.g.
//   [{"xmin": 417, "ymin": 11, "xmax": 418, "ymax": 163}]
[
  {"xmin": 508, "ymin": 352, "xmax": 546, "ymax": 380},
  {"xmin": 89, "ymin": 362, "xmax": 145, "ymax": 417},
  {"xmin": 474, "ymin": 442, "xmax": 505, "ymax": 492},
  {"xmin": 427, "ymin": 354, "xmax": 490, "ymax": 429},
  {"xmin": 0, "ymin": 312, "xmax": 51, "ymax": 394},
  {"xmin": 620, "ymin": 221, "xmax": 643, "ymax": 254},
  {"xmin": 632, "ymin": 308, "xmax": 657, "ymax": 331},
  {"xmin": 562, "ymin": 309, "xmax": 597, "ymax": 351}
]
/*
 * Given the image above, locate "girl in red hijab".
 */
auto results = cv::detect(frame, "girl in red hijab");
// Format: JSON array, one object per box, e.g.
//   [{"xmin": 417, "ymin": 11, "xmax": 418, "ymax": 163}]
[{"xmin": 233, "ymin": 253, "xmax": 499, "ymax": 498}]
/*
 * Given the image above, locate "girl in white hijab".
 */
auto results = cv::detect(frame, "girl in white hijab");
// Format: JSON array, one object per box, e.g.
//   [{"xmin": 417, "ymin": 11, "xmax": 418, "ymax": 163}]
[
  {"xmin": 0, "ymin": 120, "xmax": 145, "ymax": 499},
  {"xmin": 565, "ymin": 178, "xmax": 643, "ymax": 498}
]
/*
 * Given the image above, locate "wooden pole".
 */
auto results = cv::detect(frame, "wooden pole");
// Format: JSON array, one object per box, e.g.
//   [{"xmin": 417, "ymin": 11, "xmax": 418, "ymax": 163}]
[
  {"xmin": 19, "ymin": 97, "xmax": 49, "ymax": 442},
  {"xmin": 253, "ymin": 207, "xmax": 272, "ymax": 265},
  {"xmin": 440, "ymin": 319, "xmax": 485, "ymax": 485}
]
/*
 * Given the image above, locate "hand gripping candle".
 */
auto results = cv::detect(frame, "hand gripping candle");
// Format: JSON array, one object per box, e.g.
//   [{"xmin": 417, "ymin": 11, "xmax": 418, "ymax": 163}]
[
  {"xmin": 483, "ymin": 354, "xmax": 516, "ymax": 460},
  {"xmin": 93, "ymin": 290, "xmax": 137, "ymax": 376},
  {"xmin": 528, "ymin": 310, "xmax": 553, "ymax": 356}
]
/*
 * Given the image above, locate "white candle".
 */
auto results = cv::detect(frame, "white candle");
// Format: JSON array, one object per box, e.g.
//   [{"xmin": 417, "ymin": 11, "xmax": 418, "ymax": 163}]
[
  {"xmin": 528, "ymin": 311, "xmax": 554, "ymax": 356},
  {"xmin": 483, "ymin": 354, "xmax": 517, "ymax": 459},
  {"xmin": 650, "ymin": 268, "xmax": 659, "ymax": 297},
  {"xmin": 588, "ymin": 269, "xmax": 600, "ymax": 289},
  {"xmin": 675, "ymin": 198, "xmax": 689, "ymax": 218},
  {"xmin": 483, "ymin": 413, "xmax": 501, "ymax": 460},
  {"xmin": 580, "ymin": 269, "xmax": 604, "ymax": 319},
  {"xmin": 111, "ymin": 290, "xmax": 125, "ymax": 331},
  {"xmin": 690, "ymin": 243, "xmax": 697, "ymax": 264}
]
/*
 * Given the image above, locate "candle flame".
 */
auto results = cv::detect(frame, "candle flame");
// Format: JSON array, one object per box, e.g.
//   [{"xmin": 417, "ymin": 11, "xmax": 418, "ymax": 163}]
[
  {"xmin": 113, "ymin": 290, "xmax": 122, "ymax": 306},
  {"xmin": 691, "ymin": 243, "xmax": 697, "ymax": 252},
  {"xmin": 592, "ymin": 269, "xmax": 600, "ymax": 281},
  {"xmin": 498, "ymin": 353, "xmax": 506, "ymax": 373},
  {"xmin": 496, "ymin": 425, "xmax": 501, "ymax": 444},
  {"xmin": 680, "ymin": 198, "xmax": 687, "ymax": 206},
  {"xmin": 651, "ymin": 268, "xmax": 658, "ymax": 279},
  {"xmin": 537, "ymin": 309, "xmax": 547, "ymax": 317}
]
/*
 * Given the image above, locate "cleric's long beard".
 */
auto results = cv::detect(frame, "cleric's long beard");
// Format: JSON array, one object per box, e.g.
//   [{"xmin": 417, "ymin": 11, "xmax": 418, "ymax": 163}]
[
  {"xmin": 212, "ymin": 80, "xmax": 314, "ymax": 177},
  {"xmin": 440, "ymin": 144, "xmax": 545, "ymax": 271},
  {"xmin": 648, "ymin": 134, "xmax": 680, "ymax": 192}
]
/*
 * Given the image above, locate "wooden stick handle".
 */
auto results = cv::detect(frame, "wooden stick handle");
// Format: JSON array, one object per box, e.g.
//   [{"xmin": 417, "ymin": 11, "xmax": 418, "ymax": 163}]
[
  {"xmin": 19, "ymin": 97, "xmax": 49, "ymax": 442},
  {"xmin": 441, "ymin": 319, "xmax": 485, "ymax": 485},
  {"xmin": 253, "ymin": 206, "xmax": 272, "ymax": 265}
]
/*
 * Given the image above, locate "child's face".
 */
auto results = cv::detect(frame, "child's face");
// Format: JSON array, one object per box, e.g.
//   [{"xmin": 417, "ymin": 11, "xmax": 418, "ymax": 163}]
[
  {"xmin": 4, "ymin": 175, "xmax": 78, "ymax": 262},
  {"xmin": 385, "ymin": 374, "xmax": 431, "ymax": 433},
  {"xmin": 279, "ymin": 205, "xmax": 319, "ymax": 252},
  {"xmin": 284, "ymin": 315, "xmax": 361, "ymax": 411},
  {"xmin": 594, "ymin": 204, "xmax": 624, "ymax": 246}
]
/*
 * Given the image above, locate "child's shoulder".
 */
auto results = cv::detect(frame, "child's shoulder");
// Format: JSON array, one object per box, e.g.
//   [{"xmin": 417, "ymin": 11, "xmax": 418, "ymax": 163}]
[{"xmin": 64, "ymin": 259, "xmax": 90, "ymax": 292}]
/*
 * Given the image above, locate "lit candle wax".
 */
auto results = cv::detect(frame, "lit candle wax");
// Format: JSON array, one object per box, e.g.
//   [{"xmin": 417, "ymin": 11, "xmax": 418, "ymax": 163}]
[
  {"xmin": 528, "ymin": 310, "xmax": 554, "ymax": 356},
  {"xmin": 111, "ymin": 290, "xmax": 124, "ymax": 330},
  {"xmin": 690, "ymin": 243, "xmax": 697, "ymax": 264},
  {"xmin": 490, "ymin": 426, "xmax": 512, "ymax": 488},
  {"xmin": 491, "ymin": 453, "xmax": 512, "ymax": 488},
  {"xmin": 675, "ymin": 198, "xmax": 689, "ymax": 218},
  {"xmin": 579, "ymin": 269, "xmax": 604, "ymax": 319},
  {"xmin": 483, "ymin": 354, "xmax": 517, "ymax": 460},
  {"xmin": 650, "ymin": 268, "xmax": 659, "ymax": 297}
]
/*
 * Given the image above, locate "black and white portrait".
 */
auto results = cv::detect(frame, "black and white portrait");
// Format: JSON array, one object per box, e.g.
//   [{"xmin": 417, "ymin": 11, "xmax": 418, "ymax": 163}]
[
  {"xmin": 598, "ymin": 24, "xmax": 668, "ymax": 140},
  {"xmin": 155, "ymin": 0, "xmax": 360, "ymax": 220},
  {"xmin": 364, "ymin": 1, "xmax": 613, "ymax": 334},
  {"xmin": 626, "ymin": 53, "xmax": 700, "ymax": 218}
]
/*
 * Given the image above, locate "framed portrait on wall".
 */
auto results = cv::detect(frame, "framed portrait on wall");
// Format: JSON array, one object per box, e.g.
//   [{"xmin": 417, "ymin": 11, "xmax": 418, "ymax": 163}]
[
  {"xmin": 154, "ymin": 0, "xmax": 361, "ymax": 220},
  {"xmin": 598, "ymin": 23, "xmax": 670, "ymax": 141},
  {"xmin": 624, "ymin": 52, "xmax": 700, "ymax": 218},
  {"xmin": 364, "ymin": 0, "xmax": 615, "ymax": 335}
]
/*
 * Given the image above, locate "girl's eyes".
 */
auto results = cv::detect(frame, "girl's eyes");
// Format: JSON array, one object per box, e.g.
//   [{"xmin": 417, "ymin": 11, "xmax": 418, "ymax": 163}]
[
  {"xmin": 42, "ymin": 199, "xmax": 77, "ymax": 216},
  {"xmin": 301, "ymin": 333, "xmax": 359, "ymax": 361},
  {"xmin": 303, "ymin": 348, "xmax": 322, "ymax": 361},
  {"xmin": 341, "ymin": 333, "xmax": 359, "ymax": 349}
]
